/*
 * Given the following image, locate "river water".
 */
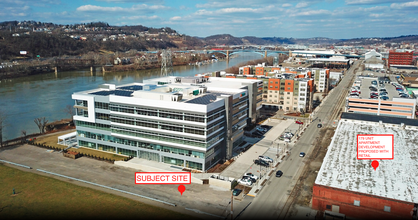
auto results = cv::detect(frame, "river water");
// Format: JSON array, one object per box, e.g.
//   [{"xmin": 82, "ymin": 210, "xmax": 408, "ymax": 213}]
[{"xmin": 0, "ymin": 53, "xmax": 263, "ymax": 140}]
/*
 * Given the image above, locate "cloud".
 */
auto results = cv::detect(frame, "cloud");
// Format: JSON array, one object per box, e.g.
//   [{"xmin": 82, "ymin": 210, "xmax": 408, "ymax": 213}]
[
  {"xmin": 95, "ymin": 0, "xmax": 163, "ymax": 3},
  {"xmin": 346, "ymin": 0, "xmax": 410, "ymax": 5},
  {"xmin": 76, "ymin": 4, "xmax": 169, "ymax": 13},
  {"xmin": 391, "ymin": 1, "xmax": 418, "ymax": 9},
  {"xmin": 292, "ymin": 9, "xmax": 330, "ymax": 16},
  {"xmin": 282, "ymin": 3, "xmax": 292, "ymax": 7},
  {"xmin": 196, "ymin": 1, "xmax": 235, "ymax": 8},
  {"xmin": 123, "ymin": 15, "xmax": 159, "ymax": 20},
  {"xmin": 170, "ymin": 16, "xmax": 182, "ymax": 21},
  {"xmin": 295, "ymin": 2, "xmax": 309, "ymax": 8}
]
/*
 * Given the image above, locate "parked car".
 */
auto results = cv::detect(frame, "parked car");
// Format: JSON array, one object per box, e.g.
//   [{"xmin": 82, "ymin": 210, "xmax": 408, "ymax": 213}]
[
  {"xmin": 380, "ymin": 92, "xmax": 388, "ymax": 96},
  {"xmin": 295, "ymin": 120, "xmax": 303, "ymax": 125},
  {"xmin": 259, "ymin": 155, "xmax": 273, "ymax": 163},
  {"xmin": 238, "ymin": 178, "xmax": 253, "ymax": 186},
  {"xmin": 254, "ymin": 159, "xmax": 269, "ymax": 167},
  {"xmin": 371, "ymin": 80, "xmax": 377, "ymax": 85},
  {"xmin": 276, "ymin": 170, "xmax": 283, "ymax": 177},
  {"xmin": 300, "ymin": 152, "xmax": 306, "ymax": 157},
  {"xmin": 242, "ymin": 176, "xmax": 256, "ymax": 183},
  {"xmin": 284, "ymin": 132, "xmax": 294, "ymax": 137},
  {"xmin": 400, "ymin": 94, "xmax": 410, "ymax": 98},
  {"xmin": 381, "ymin": 96, "xmax": 389, "ymax": 100},
  {"xmin": 256, "ymin": 127, "xmax": 267, "ymax": 132},
  {"xmin": 243, "ymin": 172, "xmax": 259, "ymax": 180},
  {"xmin": 317, "ymin": 123, "xmax": 322, "ymax": 128},
  {"xmin": 232, "ymin": 188, "xmax": 242, "ymax": 196}
]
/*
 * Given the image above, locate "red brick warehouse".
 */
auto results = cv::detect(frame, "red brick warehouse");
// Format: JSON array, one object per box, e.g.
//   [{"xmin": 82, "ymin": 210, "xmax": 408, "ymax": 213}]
[{"xmin": 312, "ymin": 113, "xmax": 418, "ymax": 220}]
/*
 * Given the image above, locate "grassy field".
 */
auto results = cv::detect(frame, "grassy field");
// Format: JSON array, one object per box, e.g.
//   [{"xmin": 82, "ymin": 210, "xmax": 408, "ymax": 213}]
[
  {"xmin": 0, "ymin": 164, "xmax": 196, "ymax": 219},
  {"xmin": 33, "ymin": 131, "xmax": 128, "ymax": 161}
]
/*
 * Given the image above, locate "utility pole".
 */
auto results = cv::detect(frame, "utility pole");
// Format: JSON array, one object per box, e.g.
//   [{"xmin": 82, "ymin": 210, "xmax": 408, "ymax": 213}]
[{"xmin": 230, "ymin": 190, "xmax": 233, "ymax": 220}]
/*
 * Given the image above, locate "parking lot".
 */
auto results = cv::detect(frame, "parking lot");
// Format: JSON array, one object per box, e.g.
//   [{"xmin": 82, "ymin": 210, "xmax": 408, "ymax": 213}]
[{"xmin": 220, "ymin": 118, "xmax": 299, "ymax": 187}]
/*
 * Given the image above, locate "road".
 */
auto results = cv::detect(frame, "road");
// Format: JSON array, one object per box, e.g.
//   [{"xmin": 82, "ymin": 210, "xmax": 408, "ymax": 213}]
[{"xmin": 238, "ymin": 60, "xmax": 361, "ymax": 220}]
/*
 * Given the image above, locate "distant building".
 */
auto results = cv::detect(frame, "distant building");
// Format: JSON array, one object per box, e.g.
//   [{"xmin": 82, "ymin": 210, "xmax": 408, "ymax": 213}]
[
  {"xmin": 388, "ymin": 51, "xmax": 413, "ymax": 67},
  {"xmin": 364, "ymin": 50, "xmax": 382, "ymax": 60}
]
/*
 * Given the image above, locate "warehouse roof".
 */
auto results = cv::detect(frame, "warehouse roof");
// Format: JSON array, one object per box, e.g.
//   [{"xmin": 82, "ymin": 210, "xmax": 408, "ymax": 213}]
[{"xmin": 315, "ymin": 119, "xmax": 418, "ymax": 203}]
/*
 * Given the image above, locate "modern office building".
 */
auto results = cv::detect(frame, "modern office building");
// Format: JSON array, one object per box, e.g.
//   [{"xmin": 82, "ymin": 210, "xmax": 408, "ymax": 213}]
[
  {"xmin": 313, "ymin": 113, "xmax": 418, "ymax": 220},
  {"xmin": 72, "ymin": 76, "xmax": 262, "ymax": 171},
  {"xmin": 388, "ymin": 51, "xmax": 414, "ymax": 67}
]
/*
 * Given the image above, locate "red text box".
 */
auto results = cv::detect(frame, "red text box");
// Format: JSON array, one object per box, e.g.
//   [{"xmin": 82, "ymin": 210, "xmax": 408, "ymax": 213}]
[
  {"xmin": 135, "ymin": 172, "xmax": 191, "ymax": 184},
  {"xmin": 357, "ymin": 134, "xmax": 394, "ymax": 160}
]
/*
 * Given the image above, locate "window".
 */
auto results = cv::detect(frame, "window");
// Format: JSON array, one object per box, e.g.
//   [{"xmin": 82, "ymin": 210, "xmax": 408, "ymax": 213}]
[
  {"xmin": 287, "ymin": 92, "xmax": 290, "ymax": 95},
  {"xmin": 354, "ymin": 200, "xmax": 360, "ymax": 206},
  {"xmin": 275, "ymin": 91, "xmax": 278, "ymax": 93},
  {"xmin": 326, "ymin": 205, "xmax": 331, "ymax": 209},
  {"xmin": 275, "ymin": 86, "xmax": 278, "ymax": 88},
  {"xmin": 287, "ymin": 87, "xmax": 290, "ymax": 90},
  {"xmin": 384, "ymin": 206, "xmax": 391, "ymax": 212},
  {"xmin": 275, "ymin": 81, "xmax": 278, "ymax": 84},
  {"xmin": 287, "ymin": 83, "xmax": 291, "ymax": 85},
  {"xmin": 269, "ymin": 95, "xmax": 272, "ymax": 97}
]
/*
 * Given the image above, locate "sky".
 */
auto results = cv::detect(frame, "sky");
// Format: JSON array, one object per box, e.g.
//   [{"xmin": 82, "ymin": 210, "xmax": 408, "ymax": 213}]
[{"xmin": 1, "ymin": 0, "xmax": 418, "ymax": 39}]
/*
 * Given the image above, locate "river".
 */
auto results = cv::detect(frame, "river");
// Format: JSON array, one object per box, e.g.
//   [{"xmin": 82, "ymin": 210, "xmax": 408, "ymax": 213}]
[{"xmin": 0, "ymin": 53, "xmax": 264, "ymax": 140}]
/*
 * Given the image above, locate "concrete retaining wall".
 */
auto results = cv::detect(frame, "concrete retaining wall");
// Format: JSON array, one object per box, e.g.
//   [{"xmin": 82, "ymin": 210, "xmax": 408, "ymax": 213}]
[{"xmin": 208, "ymin": 176, "xmax": 234, "ymax": 190}]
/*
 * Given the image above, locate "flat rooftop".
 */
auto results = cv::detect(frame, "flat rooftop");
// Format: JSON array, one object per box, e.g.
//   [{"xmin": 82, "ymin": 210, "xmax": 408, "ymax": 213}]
[{"xmin": 315, "ymin": 120, "xmax": 418, "ymax": 203}]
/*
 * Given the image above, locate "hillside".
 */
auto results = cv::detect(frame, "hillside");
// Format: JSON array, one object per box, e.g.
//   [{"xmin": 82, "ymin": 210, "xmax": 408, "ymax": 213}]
[{"xmin": 1, "ymin": 20, "xmax": 418, "ymax": 61}]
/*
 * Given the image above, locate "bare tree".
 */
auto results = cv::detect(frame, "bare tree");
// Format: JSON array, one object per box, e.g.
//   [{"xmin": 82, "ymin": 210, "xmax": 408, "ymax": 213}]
[
  {"xmin": 21, "ymin": 130, "xmax": 27, "ymax": 143},
  {"xmin": 0, "ymin": 110, "xmax": 5, "ymax": 148},
  {"xmin": 64, "ymin": 105, "xmax": 75, "ymax": 121},
  {"xmin": 34, "ymin": 117, "xmax": 48, "ymax": 134}
]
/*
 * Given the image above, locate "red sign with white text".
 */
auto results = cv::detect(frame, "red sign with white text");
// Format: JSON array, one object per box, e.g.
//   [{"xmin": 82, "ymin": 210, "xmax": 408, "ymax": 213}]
[
  {"xmin": 357, "ymin": 134, "xmax": 394, "ymax": 160},
  {"xmin": 135, "ymin": 172, "xmax": 191, "ymax": 184}
]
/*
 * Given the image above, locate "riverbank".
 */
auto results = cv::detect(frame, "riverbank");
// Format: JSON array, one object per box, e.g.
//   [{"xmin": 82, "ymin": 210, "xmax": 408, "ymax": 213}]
[{"xmin": 0, "ymin": 55, "xmax": 218, "ymax": 81}]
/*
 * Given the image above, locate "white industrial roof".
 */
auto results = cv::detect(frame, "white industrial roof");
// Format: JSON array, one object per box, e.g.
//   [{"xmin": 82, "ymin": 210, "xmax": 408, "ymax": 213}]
[
  {"xmin": 315, "ymin": 120, "xmax": 418, "ymax": 203},
  {"xmin": 307, "ymin": 57, "xmax": 349, "ymax": 62},
  {"xmin": 292, "ymin": 50, "xmax": 335, "ymax": 55}
]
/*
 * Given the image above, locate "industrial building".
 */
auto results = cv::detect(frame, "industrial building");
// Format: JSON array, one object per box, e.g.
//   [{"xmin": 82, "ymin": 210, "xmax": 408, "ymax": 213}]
[
  {"xmin": 388, "ymin": 51, "xmax": 414, "ymax": 67},
  {"xmin": 72, "ymin": 76, "xmax": 262, "ymax": 171},
  {"xmin": 313, "ymin": 112, "xmax": 418, "ymax": 220}
]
